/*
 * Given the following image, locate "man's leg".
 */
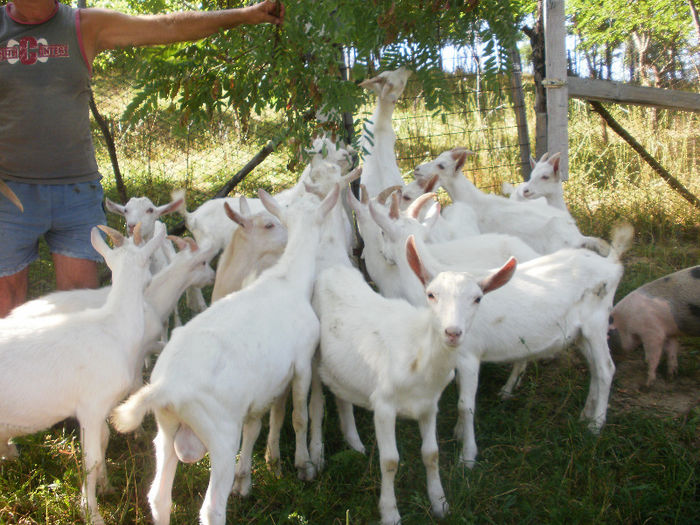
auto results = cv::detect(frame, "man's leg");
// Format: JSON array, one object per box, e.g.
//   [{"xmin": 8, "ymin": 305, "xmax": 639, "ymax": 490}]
[
  {"xmin": 52, "ymin": 254, "xmax": 99, "ymax": 291},
  {"xmin": 0, "ymin": 268, "xmax": 29, "ymax": 318}
]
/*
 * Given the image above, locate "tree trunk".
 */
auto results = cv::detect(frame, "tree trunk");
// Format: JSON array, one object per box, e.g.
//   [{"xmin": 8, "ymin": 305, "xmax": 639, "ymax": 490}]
[
  {"xmin": 508, "ymin": 45, "xmax": 532, "ymax": 181},
  {"xmin": 522, "ymin": 0, "xmax": 546, "ymax": 159},
  {"xmin": 688, "ymin": 0, "xmax": 700, "ymax": 42}
]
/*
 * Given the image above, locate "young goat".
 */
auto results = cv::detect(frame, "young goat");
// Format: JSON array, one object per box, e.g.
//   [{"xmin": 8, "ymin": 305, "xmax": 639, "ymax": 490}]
[
  {"xmin": 452, "ymin": 222, "xmax": 634, "ymax": 466},
  {"xmin": 312, "ymin": 236, "xmax": 516, "ymax": 525},
  {"xmin": 358, "ymin": 66, "xmax": 411, "ymax": 198},
  {"xmin": 111, "ymin": 185, "xmax": 340, "ymax": 525},
  {"xmin": 105, "ymin": 195, "xmax": 189, "ymax": 329},
  {"xmin": 415, "ymin": 148, "xmax": 610, "ymax": 256},
  {"xmin": 0, "ymin": 223, "xmax": 165, "ymax": 525},
  {"xmin": 514, "ymin": 152, "xmax": 568, "ymax": 210},
  {"xmin": 608, "ymin": 265, "xmax": 700, "ymax": 386},
  {"xmin": 210, "ymin": 196, "xmax": 288, "ymax": 302}
]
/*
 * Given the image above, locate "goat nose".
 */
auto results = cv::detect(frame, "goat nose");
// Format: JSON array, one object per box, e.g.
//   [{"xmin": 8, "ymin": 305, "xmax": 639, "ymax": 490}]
[{"xmin": 445, "ymin": 327, "xmax": 463, "ymax": 345}]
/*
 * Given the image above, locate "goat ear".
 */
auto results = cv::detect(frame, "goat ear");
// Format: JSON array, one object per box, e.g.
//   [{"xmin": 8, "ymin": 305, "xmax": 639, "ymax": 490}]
[
  {"xmin": 258, "ymin": 189, "xmax": 283, "ymax": 220},
  {"xmin": 156, "ymin": 198, "xmax": 183, "ymax": 218},
  {"xmin": 319, "ymin": 183, "xmax": 340, "ymax": 218},
  {"xmin": 369, "ymin": 199, "xmax": 397, "ymax": 238},
  {"xmin": 529, "ymin": 156, "xmax": 536, "ymax": 170},
  {"xmin": 549, "ymin": 152, "xmax": 561, "ymax": 177},
  {"xmin": 479, "ymin": 257, "xmax": 517, "ymax": 295},
  {"xmin": 406, "ymin": 192, "xmax": 436, "ymax": 219},
  {"xmin": 96, "ymin": 224, "xmax": 125, "ymax": 248},
  {"xmin": 422, "ymin": 174, "xmax": 440, "ymax": 192},
  {"xmin": 376, "ymin": 185, "xmax": 402, "ymax": 206},
  {"xmin": 389, "ymin": 192, "xmax": 400, "ymax": 219},
  {"xmin": 423, "ymin": 202, "xmax": 441, "ymax": 231},
  {"xmin": 143, "ymin": 222, "xmax": 167, "ymax": 259},
  {"xmin": 360, "ymin": 184, "xmax": 369, "ymax": 204},
  {"xmin": 167, "ymin": 235, "xmax": 189, "ymax": 252},
  {"xmin": 239, "ymin": 195, "xmax": 251, "ymax": 216},
  {"xmin": 406, "ymin": 235, "xmax": 433, "ymax": 287},
  {"xmin": 0, "ymin": 180, "xmax": 23, "ymax": 212},
  {"xmin": 170, "ymin": 189, "xmax": 188, "ymax": 214},
  {"xmin": 341, "ymin": 167, "xmax": 362, "ymax": 186},
  {"xmin": 104, "ymin": 198, "xmax": 125, "ymax": 216},
  {"xmin": 91, "ymin": 226, "xmax": 113, "ymax": 259},
  {"xmin": 451, "ymin": 149, "xmax": 473, "ymax": 172},
  {"xmin": 224, "ymin": 201, "xmax": 249, "ymax": 228}
]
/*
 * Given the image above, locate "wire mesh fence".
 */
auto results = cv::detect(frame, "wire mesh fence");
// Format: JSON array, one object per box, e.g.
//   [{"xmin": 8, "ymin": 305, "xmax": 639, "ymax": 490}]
[{"xmin": 25, "ymin": 62, "xmax": 528, "ymax": 299}]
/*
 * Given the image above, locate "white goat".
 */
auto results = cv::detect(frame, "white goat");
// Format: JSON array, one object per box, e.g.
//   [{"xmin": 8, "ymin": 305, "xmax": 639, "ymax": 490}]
[
  {"xmin": 452, "ymin": 223, "xmax": 634, "ymax": 466},
  {"xmin": 8, "ymin": 237, "xmax": 215, "ymax": 363},
  {"xmin": 518, "ymin": 152, "xmax": 568, "ymax": 210},
  {"xmin": 0, "ymin": 223, "xmax": 165, "ymax": 525},
  {"xmin": 358, "ymin": 66, "xmax": 411, "ymax": 198},
  {"xmin": 349, "ymin": 187, "xmax": 537, "ymax": 305},
  {"xmin": 358, "ymin": 189, "xmax": 539, "ymax": 398},
  {"xmin": 105, "ymin": 195, "xmax": 182, "ymax": 272},
  {"xmin": 171, "ymin": 136, "xmax": 354, "ymax": 256},
  {"xmin": 415, "ymin": 148, "xmax": 610, "ymax": 255},
  {"xmin": 210, "ymin": 196, "xmax": 288, "ymax": 302},
  {"xmin": 105, "ymin": 195, "xmax": 188, "ymax": 331},
  {"xmin": 312, "ymin": 236, "xmax": 516, "ymax": 525},
  {"xmin": 400, "ymin": 173, "xmax": 481, "ymax": 241},
  {"xmin": 111, "ymin": 185, "xmax": 340, "ymax": 525},
  {"xmin": 502, "ymin": 152, "xmax": 567, "ymax": 210}
]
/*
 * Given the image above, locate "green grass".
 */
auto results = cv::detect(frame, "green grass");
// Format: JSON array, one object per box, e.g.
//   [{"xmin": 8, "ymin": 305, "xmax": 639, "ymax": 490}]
[{"xmin": 4, "ymin": 72, "xmax": 699, "ymax": 524}]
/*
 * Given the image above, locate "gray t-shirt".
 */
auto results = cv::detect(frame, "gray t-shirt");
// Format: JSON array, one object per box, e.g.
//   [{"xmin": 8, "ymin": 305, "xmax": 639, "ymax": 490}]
[{"xmin": 0, "ymin": 1, "xmax": 101, "ymax": 184}]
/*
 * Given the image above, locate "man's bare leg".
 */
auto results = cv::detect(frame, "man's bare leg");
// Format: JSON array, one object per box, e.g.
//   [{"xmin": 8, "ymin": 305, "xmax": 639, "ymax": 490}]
[
  {"xmin": 53, "ymin": 254, "xmax": 99, "ymax": 291},
  {"xmin": 0, "ymin": 267, "xmax": 29, "ymax": 318}
]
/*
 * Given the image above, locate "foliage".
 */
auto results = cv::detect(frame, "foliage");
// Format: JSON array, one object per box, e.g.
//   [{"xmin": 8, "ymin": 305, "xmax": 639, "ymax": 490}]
[
  {"xmin": 568, "ymin": 0, "xmax": 697, "ymax": 85},
  {"xmin": 91, "ymin": 0, "xmax": 521, "ymax": 150}
]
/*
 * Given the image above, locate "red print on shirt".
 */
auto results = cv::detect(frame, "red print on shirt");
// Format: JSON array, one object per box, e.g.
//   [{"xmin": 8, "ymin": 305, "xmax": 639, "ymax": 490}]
[{"xmin": 0, "ymin": 36, "xmax": 69, "ymax": 65}]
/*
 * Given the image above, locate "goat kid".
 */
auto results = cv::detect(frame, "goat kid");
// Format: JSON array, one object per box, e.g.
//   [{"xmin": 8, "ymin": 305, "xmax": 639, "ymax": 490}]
[{"xmin": 313, "ymin": 236, "xmax": 516, "ymax": 525}]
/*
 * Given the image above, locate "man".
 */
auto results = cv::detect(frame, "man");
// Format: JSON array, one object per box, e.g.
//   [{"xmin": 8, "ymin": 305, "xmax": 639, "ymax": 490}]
[{"xmin": 0, "ymin": 0, "xmax": 284, "ymax": 317}]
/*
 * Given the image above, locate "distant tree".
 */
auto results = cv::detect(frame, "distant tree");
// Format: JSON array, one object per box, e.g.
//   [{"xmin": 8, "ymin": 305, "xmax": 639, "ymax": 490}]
[{"xmin": 568, "ymin": 0, "xmax": 697, "ymax": 87}]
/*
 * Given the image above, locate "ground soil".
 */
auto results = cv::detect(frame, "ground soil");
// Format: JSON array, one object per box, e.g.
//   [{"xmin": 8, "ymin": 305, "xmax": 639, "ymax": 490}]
[{"xmin": 610, "ymin": 344, "xmax": 700, "ymax": 418}]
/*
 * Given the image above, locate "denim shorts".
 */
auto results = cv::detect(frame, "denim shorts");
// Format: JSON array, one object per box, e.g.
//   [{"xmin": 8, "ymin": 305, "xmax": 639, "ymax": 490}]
[{"xmin": 0, "ymin": 180, "xmax": 107, "ymax": 277}]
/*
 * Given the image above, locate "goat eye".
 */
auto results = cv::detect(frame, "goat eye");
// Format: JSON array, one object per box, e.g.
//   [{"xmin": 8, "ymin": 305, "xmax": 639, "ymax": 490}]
[
  {"xmin": 438, "ymin": 163, "xmax": 445, "ymax": 170},
  {"xmin": 403, "ymin": 195, "xmax": 411, "ymax": 201},
  {"xmin": 427, "ymin": 292, "xmax": 436, "ymax": 301},
  {"xmin": 147, "ymin": 208, "xmax": 154, "ymax": 214},
  {"xmin": 474, "ymin": 297, "xmax": 482, "ymax": 304},
  {"xmin": 265, "ymin": 223, "xmax": 275, "ymax": 229},
  {"xmin": 541, "ymin": 176, "xmax": 549, "ymax": 180}
]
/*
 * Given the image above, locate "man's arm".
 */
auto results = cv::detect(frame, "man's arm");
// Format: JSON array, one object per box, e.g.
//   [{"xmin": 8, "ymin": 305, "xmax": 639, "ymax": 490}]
[{"xmin": 80, "ymin": 1, "xmax": 284, "ymax": 65}]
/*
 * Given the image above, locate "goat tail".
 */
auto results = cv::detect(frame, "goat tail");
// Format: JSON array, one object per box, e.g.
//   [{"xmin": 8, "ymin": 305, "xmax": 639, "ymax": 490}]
[
  {"xmin": 608, "ymin": 222, "xmax": 634, "ymax": 262},
  {"xmin": 111, "ymin": 384, "xmax": 158, "ymax": 433}
]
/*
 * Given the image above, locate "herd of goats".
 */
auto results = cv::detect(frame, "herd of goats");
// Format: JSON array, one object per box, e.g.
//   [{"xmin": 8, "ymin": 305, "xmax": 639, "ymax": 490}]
[{"xmin": 1, "ymin": 66, "xmax": 698, "ymax": 525}]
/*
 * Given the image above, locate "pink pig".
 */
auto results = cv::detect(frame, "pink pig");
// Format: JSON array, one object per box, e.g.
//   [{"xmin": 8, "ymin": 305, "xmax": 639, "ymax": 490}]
[{"xmin": 608, "ymin": 265, "xmax": 700, "ymax": 386}]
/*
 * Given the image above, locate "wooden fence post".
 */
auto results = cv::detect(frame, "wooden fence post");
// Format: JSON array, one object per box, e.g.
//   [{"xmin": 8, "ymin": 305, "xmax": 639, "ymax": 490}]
[{"xmin": 544, "ymin": 0, "xmax": 569, "ymax": 180}]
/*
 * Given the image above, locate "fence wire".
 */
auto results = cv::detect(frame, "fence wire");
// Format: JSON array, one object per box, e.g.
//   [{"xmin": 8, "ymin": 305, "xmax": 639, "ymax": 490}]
[{"xmin": 26, "ymin": 65, "xmax": 527, "ymax": 297}]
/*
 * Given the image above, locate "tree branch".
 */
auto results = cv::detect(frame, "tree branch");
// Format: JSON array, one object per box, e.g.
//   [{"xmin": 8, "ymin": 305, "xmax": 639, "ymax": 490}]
[{"xmin": 588, "ymin": 101, "xmax": 700, "ymax": 211}]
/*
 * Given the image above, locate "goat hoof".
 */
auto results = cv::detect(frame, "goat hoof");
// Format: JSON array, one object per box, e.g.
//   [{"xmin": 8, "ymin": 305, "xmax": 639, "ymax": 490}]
[
  {"xmin": 431, "ymin": 500, "xmax": 449, "ymax": 518},
  {"xmin": 297, "ymin": 462, "xmax": 316, "ymax": 481}
]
